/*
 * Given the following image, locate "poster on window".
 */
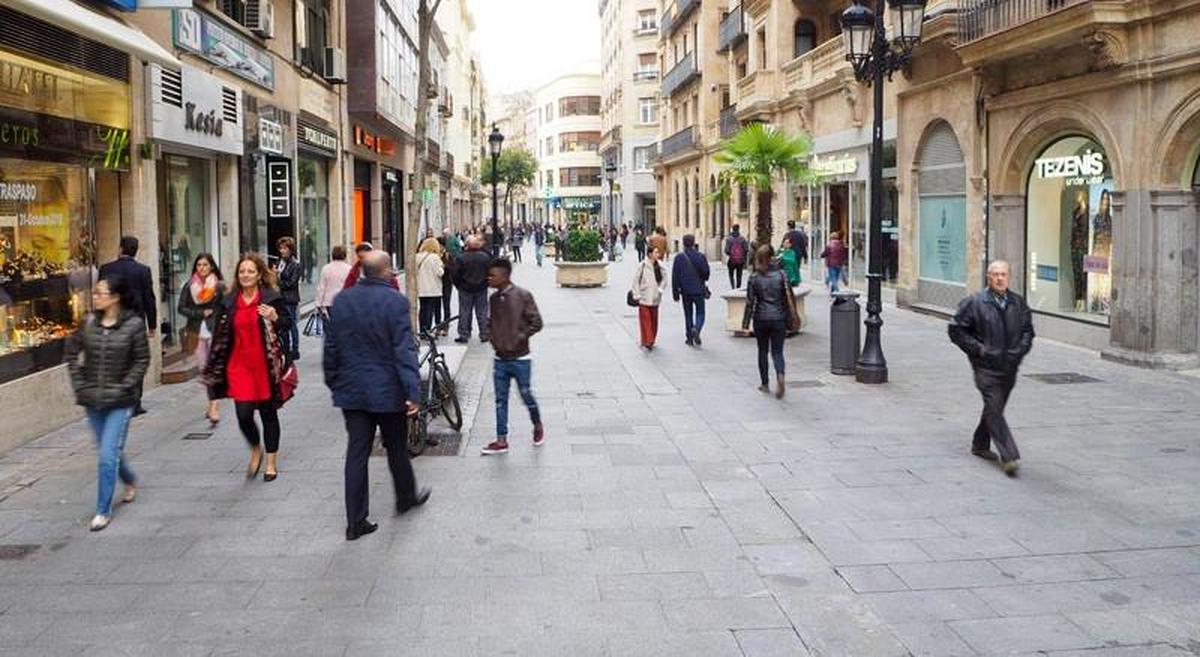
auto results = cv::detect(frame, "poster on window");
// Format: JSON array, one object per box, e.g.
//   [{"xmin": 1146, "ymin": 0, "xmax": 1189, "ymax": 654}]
[{"xmin": 918, "ymin": 196, "xmax": 966, "ymax": 284}]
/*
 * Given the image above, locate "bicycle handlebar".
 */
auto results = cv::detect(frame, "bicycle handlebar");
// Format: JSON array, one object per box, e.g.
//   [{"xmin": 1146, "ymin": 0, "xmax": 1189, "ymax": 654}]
[{"xmin": 419, "ymin": 315, "xmax": 459, "ymax": 340}]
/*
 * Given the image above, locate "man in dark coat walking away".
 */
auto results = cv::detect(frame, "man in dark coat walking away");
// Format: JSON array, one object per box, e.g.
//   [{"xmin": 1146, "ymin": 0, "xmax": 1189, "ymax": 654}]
[
  {"xmin": 453, "ymin": 236, "xmax": 492, "ymax": 343},
  {"xmin": 783, "ymin": 220, "xmax": 808, "ymax": 265},
  {"xmin": 672, "ymin": 234, "xmax": 711, "ymax": 347},
  {"xmin": 948, "ymin": 260, "xmax": 1035, "ymax": 476},
  {"xmin": 324, "ymin": 251, "xmax": 430, "ymax": 540},
  {"xmin": 723, "ymin": 225, "xmax": 749, "ymax": 289},
  {"xmin": 99, "ymin": 236, "xmax": 156, "ymax": 416}
]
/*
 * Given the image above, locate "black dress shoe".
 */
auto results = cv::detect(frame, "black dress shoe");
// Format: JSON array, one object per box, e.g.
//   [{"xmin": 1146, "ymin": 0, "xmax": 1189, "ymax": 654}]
[
  {"xmin": 972, "ymin": 449, "xmax": 1000, "ymax": 462},
  {"xmin": 345, "ymin": 520, "xmax": 378, "ymax": 541},
  {"xmin": 454, "ymin": 337, "xmax": 469, "ymax": 344},
  {"xmin": 693, "ymin": 334, "xmax": 702, "ymax": 346},
  {"xmin": 397, "ymin": 488, "xmax": 432, "ymax": 515}
]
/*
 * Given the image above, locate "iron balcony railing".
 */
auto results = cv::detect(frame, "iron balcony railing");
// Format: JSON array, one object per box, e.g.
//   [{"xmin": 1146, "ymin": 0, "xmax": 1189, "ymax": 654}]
[
  {"xmin": 659, "ymin": 126, "xmax": 696, "ymax": 160},
  {"xmin": 719, "ymin": 105, "xmax": 739, "ymax": 139},
  {"xmin": 662, "ymin": 52, "xmax": 699, "ymax": 98},
  {"xmin": 425, "ymin": 138, "xmax": 440, "ymax": 165},
  {"xmin": 958, "ymin": 0, "xmax": 1088, "ymax": 43},
  {"xmin": 633, "ymin": 70, "xmax": 660, "ymax": 82},
  {"xmin": 659, "ymin": 7, "xmax": 674, "ymax": 38},
  {"xmin": 718, "ymin": 4, "xmax": 746, "ymax": 53}
]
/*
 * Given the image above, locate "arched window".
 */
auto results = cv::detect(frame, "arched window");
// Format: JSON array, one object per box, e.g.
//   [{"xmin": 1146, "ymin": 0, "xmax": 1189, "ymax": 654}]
[
  {"xmin": 794, "ymin": 19, "xmax": 817, "ymax": 58},
  {"xmin": 693, "ymin": 175, "xmax": 701, "ymax": 234},
  {"xmin": 683, "ymin": 178, "xmax": 690, "ymax": 227},
  {"xmin": 709, "ymin": 175, "xmax": 718, "ymax": 233}
]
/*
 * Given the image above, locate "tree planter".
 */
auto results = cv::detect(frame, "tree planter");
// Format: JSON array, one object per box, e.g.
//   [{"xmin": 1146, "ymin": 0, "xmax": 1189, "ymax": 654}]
[
  {"xmin": 544, "ymin": 242, "xmax": 557, "ymax": 258},
  {"xmin": 554, "ymin": 261, "xmax": 608, "ymax": 288},
  {"xmin": 721, "ymin": 284, "xmax": 812, "ymax": 336}
]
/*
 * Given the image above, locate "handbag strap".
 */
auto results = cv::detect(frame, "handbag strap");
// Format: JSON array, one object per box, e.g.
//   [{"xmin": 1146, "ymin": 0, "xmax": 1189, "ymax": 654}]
[{"xmin": 681, "ymin": 249, "xmax": 703, "ymax": 284}]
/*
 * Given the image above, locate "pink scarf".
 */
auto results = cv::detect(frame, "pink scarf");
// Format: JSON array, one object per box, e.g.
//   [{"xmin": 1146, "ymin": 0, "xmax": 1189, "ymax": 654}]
[{"xmin": 190, "ymin": 273, "xmax": 219, "ymax": 305}]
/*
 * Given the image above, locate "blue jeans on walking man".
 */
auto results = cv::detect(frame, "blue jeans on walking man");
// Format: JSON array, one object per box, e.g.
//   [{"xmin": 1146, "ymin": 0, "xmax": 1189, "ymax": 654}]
[
  {"xmin": 457, "ymin": 289, "xmax": 490, "ymax": 340},
  {"xmin": 682, "ymin": 294, "xmax": 706, "ymax": 342},
  {"xmin": 494, "ymin": 359, "xmax": 540, "ymax": 439},
  {"xmin": 86, "ymin": 406, "xmax": 136, "ymax": 516}
]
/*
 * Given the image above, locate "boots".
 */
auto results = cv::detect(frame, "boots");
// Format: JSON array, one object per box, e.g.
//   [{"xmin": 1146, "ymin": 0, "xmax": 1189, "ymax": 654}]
[{"xmin": 775, "ymin": 374, "xmax": 786, "ymax": 399}]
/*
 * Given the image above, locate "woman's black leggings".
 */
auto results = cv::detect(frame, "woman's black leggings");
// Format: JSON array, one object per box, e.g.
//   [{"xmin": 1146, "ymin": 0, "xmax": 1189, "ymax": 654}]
[
  {"xmin": 235, "ymin": 401, "xmax": 280, "ymax": 453},
  {"xmin": 754, "ymin": 319, "xmax": 787, "ymax": 385}
]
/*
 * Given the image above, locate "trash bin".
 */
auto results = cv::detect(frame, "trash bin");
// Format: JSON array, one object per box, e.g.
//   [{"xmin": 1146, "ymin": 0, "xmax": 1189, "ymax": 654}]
[{"xmin": 830, "ymin": 291, "xmax": 861, "ymax": 375}]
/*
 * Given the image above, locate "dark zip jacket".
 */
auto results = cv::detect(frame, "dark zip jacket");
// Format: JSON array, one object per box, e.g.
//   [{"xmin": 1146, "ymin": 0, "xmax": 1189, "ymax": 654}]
[
  {"xmin": 948, "ymin": 289, "xmax": 1035, "ymax": 375},
  {"xmin": 65, "ymin": 309, "xmax": 150, "ymax": 409}
]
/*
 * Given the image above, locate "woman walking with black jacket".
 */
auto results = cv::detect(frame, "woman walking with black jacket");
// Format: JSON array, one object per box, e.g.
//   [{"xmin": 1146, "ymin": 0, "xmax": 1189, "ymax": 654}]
[
  {"xmin": 275, "ymin": 237, "xmax": 302, "ymax": 361},
  {"xmin": 65, "ymin": 273, "xmax": 150, "ymax": 531},
  {"xmin": 746, "ymin": 245, "xmax": 790, "ymax": 399},
  {"xmin": 177, "ymin": 253, "xmax": 225, "ymax": 426},
  {"xmin": 204, "ymin": 254, "xmax": 292, "ymax": 482}
]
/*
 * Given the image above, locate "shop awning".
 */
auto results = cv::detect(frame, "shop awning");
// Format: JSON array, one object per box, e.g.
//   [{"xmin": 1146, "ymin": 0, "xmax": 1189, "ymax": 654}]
[{"xmin": 3, "ymin": 0, "xmax": 180, "ymax": 70}]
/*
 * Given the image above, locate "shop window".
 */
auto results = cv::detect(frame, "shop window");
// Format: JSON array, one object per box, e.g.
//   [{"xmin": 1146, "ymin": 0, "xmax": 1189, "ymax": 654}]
[
  {"xmin": 917, "ymin": 123, "xmax": 966, "ymax": 286},
  {"xmin": 1026, "ymin": 135, "xmax": 1112, "ymax": 323},
  {"xmin": 794, "ymin": 19, "xmax": 817, "ymax": 58},
  {"xmin": 298, "ymin": 156, "xmax": 330, "ymax": 303},
  {"xmin": 0, "ymin": 160, "xmax": 93, "ymax": 384}
]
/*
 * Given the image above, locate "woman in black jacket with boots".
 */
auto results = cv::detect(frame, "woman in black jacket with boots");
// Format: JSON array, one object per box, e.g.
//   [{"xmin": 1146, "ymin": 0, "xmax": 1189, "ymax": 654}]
[
  {"xmin": 65, "ymin": 273, "xmax": 151, "ymax": 531},
  {"xmin": 746, "ymin": 245, "xmax": 790, "ymax": 399}
]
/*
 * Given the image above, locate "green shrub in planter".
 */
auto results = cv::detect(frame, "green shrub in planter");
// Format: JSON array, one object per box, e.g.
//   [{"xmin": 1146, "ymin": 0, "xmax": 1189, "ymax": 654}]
[{"xmin": 564, "ymin": 229, "xmax": 602, "ymax": 262}]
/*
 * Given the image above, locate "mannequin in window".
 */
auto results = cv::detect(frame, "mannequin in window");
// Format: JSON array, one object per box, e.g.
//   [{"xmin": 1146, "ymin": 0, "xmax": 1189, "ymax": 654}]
[{"xmin": 1069, "ymin": 188, "xmax": 1089, "ymax": 311}]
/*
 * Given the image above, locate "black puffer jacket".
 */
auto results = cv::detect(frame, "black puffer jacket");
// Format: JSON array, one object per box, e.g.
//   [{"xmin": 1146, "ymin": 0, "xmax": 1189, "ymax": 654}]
[
  {"xmin": 948, "ymin": 289, "xmax": 1035, "ymax": 375},
  {"xmin": 746, "ymin": 263, "xmax": 790, "ymax": 323},
  {"xmin": 65, "ymin": 310, "xmax": 150, "ymax": 410}
]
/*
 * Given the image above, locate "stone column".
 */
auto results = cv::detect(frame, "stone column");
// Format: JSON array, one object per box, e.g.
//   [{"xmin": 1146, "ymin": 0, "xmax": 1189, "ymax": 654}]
[{"xmin": 988, "ymin": 193, "xmax": 1026, "ymax": 293}]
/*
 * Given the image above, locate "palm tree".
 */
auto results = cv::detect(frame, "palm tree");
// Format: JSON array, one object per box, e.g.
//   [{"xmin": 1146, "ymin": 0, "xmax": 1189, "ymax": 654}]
[{"xmin": 709, "ymin": 123, "xmax": 817, "ymax": 248}]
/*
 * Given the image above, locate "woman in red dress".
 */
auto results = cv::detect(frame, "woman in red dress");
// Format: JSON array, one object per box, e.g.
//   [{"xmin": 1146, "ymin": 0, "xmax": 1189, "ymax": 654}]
[{"xmin": 203, "ymin": 254, "xmax": 291, "ymax": 481}]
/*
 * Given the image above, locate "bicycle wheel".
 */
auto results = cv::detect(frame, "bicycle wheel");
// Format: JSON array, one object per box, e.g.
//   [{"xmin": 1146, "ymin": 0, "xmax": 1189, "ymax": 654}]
[
  {"xmin": 406, "ymin": 412, "xmax": 427, "ymax": 457},
  {"xmin": 433, "ymin": 360, "xmax": 463, "ymax": 431}
]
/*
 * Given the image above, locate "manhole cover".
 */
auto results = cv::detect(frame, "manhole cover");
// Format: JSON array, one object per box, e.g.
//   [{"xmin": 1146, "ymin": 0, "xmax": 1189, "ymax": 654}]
[
  {"xmin": 788, "ymin": 380, "xmax": 825, "ymax": 388},
  {"xmin": 576, "ymin": 391, "xmax": 597, "ymax": 398},
  {"xmin": 0, "ymin": 544, "xmax": 39, "ymax": 560},
  {"xmin": 1025, "ymin": 372, "xmax": 1101, "ymax": 384},
  {"xmin": 182, "ymin": 432, "xmax": 213, "ymax": 440}
]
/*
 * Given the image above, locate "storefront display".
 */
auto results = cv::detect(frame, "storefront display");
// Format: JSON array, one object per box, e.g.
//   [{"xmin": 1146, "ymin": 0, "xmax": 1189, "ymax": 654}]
[
  {"xmin": 157, "ymin": 155, "xmax": 212, "ymax": 350},
  {"xmin": 298, "ymin": 155, "xmax": 330, "ymax": 302},
  {"xmin": 1026, "ymin": 136, "xmax": 1112, "ymax": 324}
]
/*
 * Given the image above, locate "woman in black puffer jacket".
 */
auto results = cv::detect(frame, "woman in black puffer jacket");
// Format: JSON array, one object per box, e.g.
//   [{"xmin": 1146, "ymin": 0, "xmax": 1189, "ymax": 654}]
[
  {"xmin": 745, "ymin": 245, "xmax": 790, "ymax": 399},
  {"xmin": 65, "ymin": 273, "xmax": 150, "ymax": 532}
]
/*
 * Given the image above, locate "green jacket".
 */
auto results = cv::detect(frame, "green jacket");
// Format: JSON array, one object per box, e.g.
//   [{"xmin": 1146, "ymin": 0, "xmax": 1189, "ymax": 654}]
[{"xmin": 779, "ymin": 249, "xmax": 801, "ymax": 286}]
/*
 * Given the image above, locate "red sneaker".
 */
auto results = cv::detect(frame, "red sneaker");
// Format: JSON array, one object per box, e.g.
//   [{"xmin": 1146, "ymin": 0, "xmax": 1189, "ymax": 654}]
[
  {"xmin": 533, "ymin": 424, "xmax": 546, "ymax": 447},
  {"xmin": 481, "ymin": 440, "xmax": 509, "ymax": 455}
]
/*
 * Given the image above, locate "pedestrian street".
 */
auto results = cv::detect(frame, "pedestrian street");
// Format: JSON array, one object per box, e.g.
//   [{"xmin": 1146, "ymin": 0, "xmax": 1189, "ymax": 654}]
[{"xmin": 1, "ymin": 252, "xmax": 1199, "ymax": 657}]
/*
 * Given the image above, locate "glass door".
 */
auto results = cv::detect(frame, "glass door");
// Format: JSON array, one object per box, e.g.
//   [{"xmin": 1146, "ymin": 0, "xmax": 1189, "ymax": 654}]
[{"xmin": 158, "ymin": 155, "xmax": 212, "ymax": 359}]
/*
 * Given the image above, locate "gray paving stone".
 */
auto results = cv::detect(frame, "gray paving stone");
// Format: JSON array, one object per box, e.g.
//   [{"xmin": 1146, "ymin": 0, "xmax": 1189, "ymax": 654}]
[
  {"xmin": 597, "ymin": 572, "xmax": 711, "ymax": 600},
  {"xmin": 733, "ymin": 628, "xmax": 813, "ymax": 657},
  {"xmin": 607, "ymin": 631, "xmax": 744, "ymax": 657},
  {"xmin": 661, "ymin": 598, "xmax": 791, "ymax": 631},
  {"xmin": 835, "ymin": 565, "xmax": 909, "ymax": 593},
  {"xmin": 863, "ymin": 589, "xmax": 998, "ymax": 624},
  {"xmin": 885, "ymin": 622, "xmax": 978, "ymax": 657},
  {"xmin": 890, "ymin": 560, "xmax": 1014, "ymax": 590},
  {"xmin": 991, "ymin": 553, "xmax": 1120, "ymax": 584},
  {"xmin": 949, "ymin": 614, "xmax": 1102, "ymax": 654}
]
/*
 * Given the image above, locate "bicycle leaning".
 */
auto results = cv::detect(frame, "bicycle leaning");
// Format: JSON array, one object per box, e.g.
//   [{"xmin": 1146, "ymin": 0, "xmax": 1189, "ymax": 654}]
[{"xmin": 408, "ymin": 315, "xmax": 463, "ymax": 456}]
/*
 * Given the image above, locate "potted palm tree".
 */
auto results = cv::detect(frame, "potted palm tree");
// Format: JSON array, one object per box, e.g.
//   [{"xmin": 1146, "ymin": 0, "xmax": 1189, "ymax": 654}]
[
  {"xmin": 554, "ymin": 223, "xmax": 608, "ymax": 287},
  {"xmin": 709, "ymin": 123, "xmax": 818, "ymax": 335}
]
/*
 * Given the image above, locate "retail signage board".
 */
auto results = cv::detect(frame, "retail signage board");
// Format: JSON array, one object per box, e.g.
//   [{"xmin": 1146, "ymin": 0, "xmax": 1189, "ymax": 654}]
[
  {"xmin": 173, "ymin": 8, "xmax": 275, "ymax": 90},
  {"xmin": 268, "ymin": 160, "xmax": 291, "ymax": 218},
  {"xmin": 148, "ymin": 64, "xmax": 243, "ymax": 156},
  {"xmin": 811, "ymin": 154, "xmax": 857, "ymax": 177},
  {"xmin": 297, "ymin": 120, "xmax": 337, "ymax": 156},
  {"xmin": 137, "ymin": 1, "xmax": 194, "ymax": 6},
  {"xmin": 0, "ymin": 105, "xmax": 130, "ymax": 171},
  {"xmin": 1034, "ymin": 150, "xmax": 1105, "ymax": 185},
  {"xmin": 0, "ymin": 49, "xmax": 131, "ymax": 130},
  {"xmin": 258, "ymin": 118, "xmax": 284, "ymax": 155},
  {"xmin": 563, "ymin": 197, "xmax": 600, "ymax": 210}
]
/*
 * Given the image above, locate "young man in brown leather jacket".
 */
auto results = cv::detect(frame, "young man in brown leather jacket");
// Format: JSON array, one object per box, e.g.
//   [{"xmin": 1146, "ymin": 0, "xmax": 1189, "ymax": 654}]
[{"xmin": 480, "ymin": 257, "xmax": 544, "ymax": 455}]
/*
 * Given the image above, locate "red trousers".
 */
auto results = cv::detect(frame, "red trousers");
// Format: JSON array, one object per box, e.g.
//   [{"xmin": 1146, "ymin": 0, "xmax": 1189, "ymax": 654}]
[{"xmin": 638, "ymin": 304, "xmax": 659, "ymax": 347}]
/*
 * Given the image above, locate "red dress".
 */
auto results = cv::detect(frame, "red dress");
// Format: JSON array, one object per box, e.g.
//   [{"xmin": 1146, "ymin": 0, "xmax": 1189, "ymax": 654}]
[{"xmin": 226, "ymin": 292, "xmax": 272, "ymax": 402}]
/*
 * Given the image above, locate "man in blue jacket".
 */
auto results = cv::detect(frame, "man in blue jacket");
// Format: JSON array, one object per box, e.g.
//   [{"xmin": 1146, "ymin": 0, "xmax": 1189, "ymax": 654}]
[
  {"xmin": 672, "ymin": 234, "xmax": 711, "ymax": 346},
  {"xmin": 324, "ymin": 251, "xmax": 430, "ymax": 540}
]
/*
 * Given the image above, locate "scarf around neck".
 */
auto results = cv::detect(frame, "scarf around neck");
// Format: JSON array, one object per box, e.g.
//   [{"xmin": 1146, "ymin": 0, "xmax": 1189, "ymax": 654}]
[{"xmin": 190, "ymin": 272, "xmax": 219, "ymax": 305}]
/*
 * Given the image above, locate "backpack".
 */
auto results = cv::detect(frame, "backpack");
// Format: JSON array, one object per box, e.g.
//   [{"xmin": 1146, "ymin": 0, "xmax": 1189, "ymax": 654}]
[{"xmin": 729, "ymin": 237, "xmax": 747, "ymax": 266}]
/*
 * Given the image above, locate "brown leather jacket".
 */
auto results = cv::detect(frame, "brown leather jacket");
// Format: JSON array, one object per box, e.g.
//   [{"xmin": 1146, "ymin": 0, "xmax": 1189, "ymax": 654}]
[{"xmin": 488, "ymin": 284, "xmax": 543, "ymax": 359}]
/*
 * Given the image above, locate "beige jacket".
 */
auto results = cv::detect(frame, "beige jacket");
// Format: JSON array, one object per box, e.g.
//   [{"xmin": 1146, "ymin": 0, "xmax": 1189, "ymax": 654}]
[
  {"xmin": 630, "ymin": 259, "xmax": 666, "ymax": 306},
  {"xmin": 415, "ymin": 252, "xmax": 444, "ymax": 298}
]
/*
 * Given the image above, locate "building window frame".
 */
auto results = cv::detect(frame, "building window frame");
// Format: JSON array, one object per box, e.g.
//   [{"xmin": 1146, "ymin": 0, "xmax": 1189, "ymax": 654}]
[{"xmin": 794, "ymin": 19, "xmax": 817, "ymax": 58}]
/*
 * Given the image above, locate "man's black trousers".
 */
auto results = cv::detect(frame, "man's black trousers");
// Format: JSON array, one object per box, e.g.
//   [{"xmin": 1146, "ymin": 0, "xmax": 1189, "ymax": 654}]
[
  {"xmin": 972, "ymin": 370, "xmax": 1021, "ymax": 463},
  {"xmin": 343, "ymin": 410, "xmax": 418, "ymax": 527}
]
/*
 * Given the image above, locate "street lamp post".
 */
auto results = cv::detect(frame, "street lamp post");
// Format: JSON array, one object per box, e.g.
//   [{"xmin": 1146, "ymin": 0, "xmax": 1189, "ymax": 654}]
[
  {"xmin": 488, "ymin": 124, "xmax": 504, "ymax": 255},
  {"xmin": 841, "ymin": 0, "xmax": 927, "ymax": 385},
  {"xmin": 604, "ymin": 162, "xmax": 617, "ymax": 228}
]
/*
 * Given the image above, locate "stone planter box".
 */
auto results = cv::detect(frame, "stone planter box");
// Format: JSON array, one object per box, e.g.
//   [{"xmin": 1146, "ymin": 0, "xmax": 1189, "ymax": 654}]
[
  {"xmin": 721, "ymin": 284, "xmax": 812, "ymax": 336},
  {"xmin": 544, "ymin": 242, "xmax": 558, "ymax": 258},
  {"xmin": 554, "ymin": 261, "xmax": 608, "ymax": 288}
]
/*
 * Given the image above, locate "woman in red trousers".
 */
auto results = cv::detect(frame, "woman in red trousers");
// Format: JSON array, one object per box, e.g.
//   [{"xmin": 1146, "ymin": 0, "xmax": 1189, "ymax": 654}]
[
  {"xmin": 630, "ymin": 246, "xmax": 667, "ymax": 350},
  {"xmin": 203, "ymin": 253, "xmax": 291, "ymax": 481}
]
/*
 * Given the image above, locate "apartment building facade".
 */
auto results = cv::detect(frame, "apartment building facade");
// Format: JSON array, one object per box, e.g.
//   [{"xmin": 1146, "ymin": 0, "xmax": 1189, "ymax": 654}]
[
  {"xmin": 491, "ymin": 91, "xmax": 535, "ymax": 226},
  {"xmin": 599, "ymin": 0, "xmax": 660, "ymax": 230},
  {"xmin": 438, "ymin": 0, "xmax": 488, "ymax": 231},
  {"xmin": 531, "ymin": 71, "xmax": 605, "ymax": 227}
]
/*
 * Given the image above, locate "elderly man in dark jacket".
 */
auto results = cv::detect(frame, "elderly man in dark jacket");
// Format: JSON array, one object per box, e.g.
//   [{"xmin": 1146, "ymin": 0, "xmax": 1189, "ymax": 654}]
[
  {"xmin": 453, "ymin": 236, "xmax": 492, "ymax": 343},
  {"xmin": 324, "ymin": 251, "xmax": 430, "ymax": 540},
  {"xmin": 672, "ymin": 234, "xmax": 711, "ymax": 346},
  {"xmin": 948, "ymin": 260, "xmax": 1034, "ymax": 476}
]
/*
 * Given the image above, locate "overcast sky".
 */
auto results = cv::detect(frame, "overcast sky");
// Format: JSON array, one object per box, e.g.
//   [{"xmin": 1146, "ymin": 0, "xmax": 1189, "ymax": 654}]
[{"xmin": 465, "ymin": 0, "xmax": 600, "ymax": 97}]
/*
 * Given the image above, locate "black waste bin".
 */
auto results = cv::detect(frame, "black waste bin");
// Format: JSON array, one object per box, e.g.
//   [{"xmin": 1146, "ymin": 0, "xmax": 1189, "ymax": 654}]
[{"xmin": 830, "ymin": 291, "xmax": 861, "ymax": 375}]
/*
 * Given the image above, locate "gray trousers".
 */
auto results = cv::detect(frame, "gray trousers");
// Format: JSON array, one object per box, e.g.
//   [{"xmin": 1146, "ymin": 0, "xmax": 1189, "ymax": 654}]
[
  {"xmin": 972, "ymin": 370, "xmax": 1020, "ymax": 463},
  {"xmin": 458, "ymin": 289, "xmax": 489, "ymax": 339}
]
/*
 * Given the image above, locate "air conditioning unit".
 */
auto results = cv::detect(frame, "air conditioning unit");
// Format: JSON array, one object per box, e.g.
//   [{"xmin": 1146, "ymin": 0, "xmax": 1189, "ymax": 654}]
[
  {"xmin": 245, "ymin": 0, "xmax": 275, "ymax": 39},
  {"xmin": 323, "ymin": 47, "xmax": 347, "ymax": 84}
]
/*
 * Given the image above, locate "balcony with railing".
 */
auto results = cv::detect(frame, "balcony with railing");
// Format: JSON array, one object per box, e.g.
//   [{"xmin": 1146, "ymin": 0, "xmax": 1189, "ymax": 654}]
[
  {"xmin": 659, "ymin": 7, "xmax": 674, "ymax": 39},
  {"xmin": 662, "ymin": 52, "xmax": 700, "ymax": 98},
  {"xmin": 958, "ymin": 0, "xmax": 1088, "ymax": 43},
  {"xmin": 659, "ymin": 126, "xmax": 697, "ymax": 161},
  {"xmin": 718, "ymin": 4, "xmax": 746, "ymax": 53},
  {"xmin": 782, "ymin": 37, "xmax": 850, "ymax": 96},
  {"xmin": 734, "ymin": 69, "xmax": 777, "ymax": 120},
  {"xmin": 425, "ymin": 138, "xmax": 440, "ymax": 165},
  {"xmin": 444, "ymin": 152, "xmax": 455, "ymax": 175},
  {"xmin": 633, "ymin": 69, "xmax": 660, "ymax": 83},
  {"xmin": 439, "ymin": 89, "xmax": 453, "ymax": 117},
  {"xmin": 719, "ymin": 105, "xmax": 740, "ymax": 139}
]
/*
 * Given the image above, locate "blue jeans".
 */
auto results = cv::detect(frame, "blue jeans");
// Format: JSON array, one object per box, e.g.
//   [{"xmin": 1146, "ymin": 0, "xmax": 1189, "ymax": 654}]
[
  {"xmin": 826, "ymin": 266, "xmax": 843, "ymax": 293},
  {"xmin": 682, "ymin": 294, "xmax": 706, "ymax": 340},
  {"xmin": 494, "ymin": 359, "xmax": 540, "ymax": 439},
  {"xmin": 284, "ymin": 302, "xmax": 300, "ymax": 359},
  {"xmin": 535, "ymin": 244, "xmax": 544, "ymax": 267},
  {"xmin": 86, "ymin": 407, "xmax": 136, "ymax": 516}
]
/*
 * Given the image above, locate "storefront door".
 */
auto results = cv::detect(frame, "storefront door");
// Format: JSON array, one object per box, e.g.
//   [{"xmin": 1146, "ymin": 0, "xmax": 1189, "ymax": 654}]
[{"xmin": 158, "ymin": 155, "xmax": 214, "ymax": 357}]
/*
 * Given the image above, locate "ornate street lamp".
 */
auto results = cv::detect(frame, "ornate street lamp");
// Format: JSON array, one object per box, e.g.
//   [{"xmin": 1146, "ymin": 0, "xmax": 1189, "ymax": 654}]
[
  {"xmin": 488, "ymin": 123, "xmax": 504, "ymax": 255},
  {"xmin": 840, "ymin": 0, "xmax": 927, "ymax": 385}
]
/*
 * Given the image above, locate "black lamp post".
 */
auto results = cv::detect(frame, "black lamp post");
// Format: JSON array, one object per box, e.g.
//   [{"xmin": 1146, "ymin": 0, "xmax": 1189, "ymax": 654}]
[
  {"xmin": 604, "ymin": 161, "xmax": 617, "ymax": 226},
  {"xmin": 841, "ymin": 0, "xmax": 927, "ymax": 385},
  {"xmin": 488, "ymin": 123, "xmax": 504, "ymax": 255}
]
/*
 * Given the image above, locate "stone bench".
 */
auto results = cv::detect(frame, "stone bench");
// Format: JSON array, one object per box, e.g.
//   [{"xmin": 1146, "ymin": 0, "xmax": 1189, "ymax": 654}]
[{"xmin": 721, "ymin": 284, "xmax": 812, "ymax": 336}]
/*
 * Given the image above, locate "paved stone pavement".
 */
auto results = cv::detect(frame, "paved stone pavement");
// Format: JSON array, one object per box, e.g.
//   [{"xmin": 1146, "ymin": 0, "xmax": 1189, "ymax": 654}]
[{"xmin": 1, "ymin": 250, "xmax": 1199, "ymax": 657}]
